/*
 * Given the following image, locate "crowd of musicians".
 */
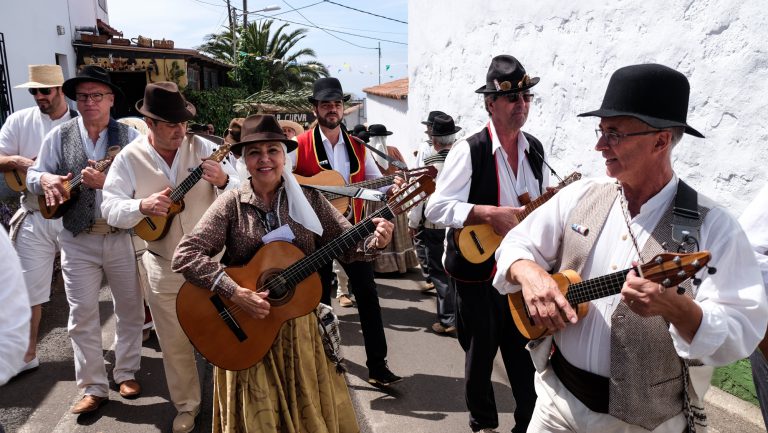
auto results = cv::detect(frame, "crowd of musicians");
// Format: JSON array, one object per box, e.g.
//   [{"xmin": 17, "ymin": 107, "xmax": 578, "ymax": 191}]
[{"xmin": 1, "ymin": 53, "xmax": 767, "ymax": 433}]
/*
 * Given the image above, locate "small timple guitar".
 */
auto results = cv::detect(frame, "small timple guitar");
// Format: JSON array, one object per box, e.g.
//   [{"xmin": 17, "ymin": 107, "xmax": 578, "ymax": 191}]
[
  {"xmin": 294, "ymin": 166, "xmax": 437, "ymax": 214},
  {"xmin": 176, "ymin": 174, "xmax": 436, "ymax": 371},
  {"xmin": 38, "ymin": 147, "xmax": 121, "ymax": 219},
  {"xmin": 134, "ymin": 143, "xmax": 232, "ymax": 242},
  {"xmin": 455, "ymin": 172, "xmax": 582, "ymax": 264},
  {"xmin": 4, "ymin": 169, "xmax": 27, "ymax": 192},
  {"xmin": 508, "ymin": 251, "xmax": 711, "ymax": 340}
]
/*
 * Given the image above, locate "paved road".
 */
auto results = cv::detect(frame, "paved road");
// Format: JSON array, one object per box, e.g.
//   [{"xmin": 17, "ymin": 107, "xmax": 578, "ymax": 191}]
[{"xmin": 0, "ymin": 270, "xmax": 764, "ymax": 432}]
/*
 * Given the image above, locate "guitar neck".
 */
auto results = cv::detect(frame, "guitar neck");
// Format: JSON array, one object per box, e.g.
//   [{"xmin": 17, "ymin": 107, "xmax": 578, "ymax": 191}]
[
  {"xmin": 565, "ymin": 268, "xmax": 633, "ymax": 306},
  {"xmin": 66, "ymin": 159, "xmax": 112, "ymax": 192},
  {"xmin": 277, "ymin": 205, "xmax": 395, "ymax": 287},
  {"xmin": 169, "ymin": 166, "xmax": 204, "ymax": 202},
  {"xmin": 349, "ymin": 175, "xmax": 395, "ymax": 191},
  {"xmin": 517, "ymin": 188, "xmax": 557, "ymax": 221}
]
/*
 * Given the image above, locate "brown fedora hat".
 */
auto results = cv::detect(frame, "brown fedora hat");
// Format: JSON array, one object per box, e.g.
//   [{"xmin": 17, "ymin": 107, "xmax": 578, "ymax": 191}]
[
  {"xmin": 230, "ymin": 115, "xmax": 297, "ymax": 155},
  {"xmin": 136, "ymin": 82, "xmax": 196, "ymax": 123},
  {"xmin": 15, "ymin": 65, "xmax": 65, "ymax": 89}
]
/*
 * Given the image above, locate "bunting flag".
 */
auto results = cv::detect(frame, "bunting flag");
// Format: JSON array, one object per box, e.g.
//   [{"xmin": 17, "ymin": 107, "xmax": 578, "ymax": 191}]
[{"xmin": 385, "ymin": 64, "xmax": 391, "ymax": 71}]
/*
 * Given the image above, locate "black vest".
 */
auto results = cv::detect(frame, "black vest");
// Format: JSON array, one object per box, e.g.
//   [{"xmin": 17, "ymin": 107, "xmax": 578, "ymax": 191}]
[{"xmin": 444, "ymin": 126, "xmax": 545, "ymax": 282}]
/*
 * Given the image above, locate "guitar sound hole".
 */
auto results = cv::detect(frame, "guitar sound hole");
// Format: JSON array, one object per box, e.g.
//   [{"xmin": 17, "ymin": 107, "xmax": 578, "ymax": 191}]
[{"xmin": 259, "ymin": 271, "xmax": 293, "ymax": 306}]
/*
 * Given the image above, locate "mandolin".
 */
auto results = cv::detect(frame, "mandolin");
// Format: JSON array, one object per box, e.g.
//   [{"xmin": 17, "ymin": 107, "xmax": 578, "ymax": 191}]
[
  {"xmin": 294, "ymin": 165, "xmax": 437, "ymax": 214},
  {"xmin": 176, "ymin": 174, "xmax": 436, "ymax": 371},
  {"xmin": 455, "ymin": 172, "xmax": 582, "ymax": 264},
  {"xmin": 508, "ymin": 251, "xmax": 711, "ymax": 340},
  {"xmin": 39, "ymin": 147, "xmax": 121, "ymax": 219},
  {"xmin": 133, "ymin": 143, "xmax": 232, "ymax": 241}
]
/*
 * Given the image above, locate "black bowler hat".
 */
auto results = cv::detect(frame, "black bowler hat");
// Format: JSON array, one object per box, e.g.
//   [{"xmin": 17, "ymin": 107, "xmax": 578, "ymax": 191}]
[
  {"xmin": 230, "ymin": 115, "xmax": 297, "ymax": 155},
  {"xmin": 352, "ymin": 124, "xmax": 367, "ymax": 136},
  {"xmin": 430, "ymin": 115, "xmax": 461, "ymax": 137},
  {"xmin": 357, "ymin": 131, "xmax": 371, "ymax": 143},
  {"xmin": 308, "ymin": 77, "xmax": 350, "ymax": 103},
  {"xmin": 62, "ymin": 65, "xmax": 124, "ymax": 100},
  {"xmin": 475, "ymin": 55, "xmax": 539, "ymax": 95},
  {"xmin": 578, "ymin": 64, "xmax": 704, "ymax": 138},
  {"xmin": 136, "ymin": 82, "xmax": 196, "ymax": 123},
  {"xmin": 421, "ymin": 110, "xmax": 447, "ymax": 126},
  {"xmin": 367, "ymin": 124, "xmax": 393, "ymax": 136}
]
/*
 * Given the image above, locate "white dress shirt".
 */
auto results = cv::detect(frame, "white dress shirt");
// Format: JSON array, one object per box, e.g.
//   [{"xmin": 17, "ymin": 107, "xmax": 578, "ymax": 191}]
[
  {"xmin": 0, "ymin": 106, "xmax": 75, "ymax": 159},
  {"xmin": 739, "ymin": 183, "xmax": 768, "ymax": 286},
  {"xmin": 26, "ymin": 117, "xmax": 140, "ymax": 219},
  {"xmin": 493, "ymin": 176, "xmax": 768, "ymax": 376},
  {"xmin": 101, "ymin": 134, "xmax": 240, "ymax": 229},
  {"xmin": 424, "ymin": 120, "xmax": 549, "ymax": 228},
  {"xmin": 0, "ymin": 229, "xmax": 31, "ymax": 386}
]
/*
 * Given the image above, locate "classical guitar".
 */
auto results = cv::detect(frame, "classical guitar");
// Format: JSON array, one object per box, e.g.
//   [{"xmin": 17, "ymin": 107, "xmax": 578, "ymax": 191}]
[
  {"xmin": 134, "ymin": 143, "xmax": 232, "ymax": 241},
  {"xmin": 508, "ymin": 251, "xmax": 711, "ymax": 340},
  {"xmin": 455, "ymin": 172, "xmax": 582, "ymax": 264},
  {"xmin": 4, "ymin": 169, "xmax": 27, "ymax": 192},
  {"xmin": 176, "ymin": 174, "xmax": 436, "ymax": 371},
  {"xmin": 295, "ymin": 165, "xmax": 437, "ymax": 214},
  {"xmin": 38, "ymin": 146, "xmax": 121, "ymax": 219}
]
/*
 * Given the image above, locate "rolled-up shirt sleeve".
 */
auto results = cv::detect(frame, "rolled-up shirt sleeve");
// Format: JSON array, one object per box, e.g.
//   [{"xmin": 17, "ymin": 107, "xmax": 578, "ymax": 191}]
[
  {"xmin": 26, "ymin": 127, "xmax": 64, "ymax": 194},
  {"xmin": 424, "ymin": 139, "xmax": 474, "ymax": 228}
]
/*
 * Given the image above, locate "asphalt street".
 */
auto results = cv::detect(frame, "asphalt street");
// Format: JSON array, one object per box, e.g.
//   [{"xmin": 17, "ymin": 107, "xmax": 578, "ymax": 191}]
[{"xmin": 0, "ymin": 270, "xmax": 764, "ymax": 432}]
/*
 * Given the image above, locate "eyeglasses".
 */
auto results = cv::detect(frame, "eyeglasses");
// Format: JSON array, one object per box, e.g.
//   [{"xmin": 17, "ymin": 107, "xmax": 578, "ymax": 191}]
[
  {"xmin": 594, "ymin": 128, "xmax": 665, "ymax": 146},
  {"xmin": 28, "ymin": 88, "xmax": 52, "ymax": 96},
  {"xmin": 155, "ymin": 119, "xmax": 187, "ymax": 129},
  {"xmin": 74, "ymin": 92, "xmax": 112, "ymax": 102},
  {"xmin": 503, "ymin": 92, "xmax": 534, "ymax": 103}
]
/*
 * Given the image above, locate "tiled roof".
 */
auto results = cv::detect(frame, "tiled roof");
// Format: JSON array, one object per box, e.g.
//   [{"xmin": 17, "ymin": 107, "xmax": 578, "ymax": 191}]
[
  {"xmin": 96, "ymin": 19, "xmax": 123, "ymax": 37},
  {"xmin": 363, "ymin": 78, "xmax": 408, "ymax": 100}
]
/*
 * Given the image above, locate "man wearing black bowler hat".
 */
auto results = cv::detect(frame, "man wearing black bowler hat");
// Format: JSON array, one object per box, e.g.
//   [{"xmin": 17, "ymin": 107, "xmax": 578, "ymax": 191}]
[
  {"xmin": 494, "ymin": 64, "xmax": 767, "ymax": 432},
  {"xmin": 27, "ymin": 65, "xmax": 144, "ymax": 414},
  {"xmin": 426, "ymin": 55, "xmax": 545, "ymax": 433},
  {"xmin": 102, "ymin": 81, "xmax": 239, "ymax": 433},
  {"xmin": 292, "ymin": 77, "xmax": 402, "ymax": 386}
]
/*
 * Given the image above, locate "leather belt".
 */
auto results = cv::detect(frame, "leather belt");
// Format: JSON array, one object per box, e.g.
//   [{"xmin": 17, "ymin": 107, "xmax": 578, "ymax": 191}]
[
  {"xmin": 550, "ymin": 345, "xmax": 609, "ymax": 414},
  {"xmin": 84, "ymin": 218, "xmax": 121, "ymax": 235}
]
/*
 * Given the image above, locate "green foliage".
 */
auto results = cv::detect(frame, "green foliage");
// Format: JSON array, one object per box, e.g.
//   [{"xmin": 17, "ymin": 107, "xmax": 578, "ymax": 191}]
[
  {"xmin": 184, "ymin": 87, "xmax": 250, "ymax": 136},
  {"xmin": 712, "ymin": 358, "xmax": 759, "ymax": 406},
  {"xmin": 233, "ymin": 88, "xmax": 314, "ymax": 116}
]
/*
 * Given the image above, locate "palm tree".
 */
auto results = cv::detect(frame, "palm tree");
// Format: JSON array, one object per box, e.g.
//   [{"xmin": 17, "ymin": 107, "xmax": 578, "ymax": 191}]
[{"xmin": 198, "ymin": 20, "xmax": 328, "ymax": 93}]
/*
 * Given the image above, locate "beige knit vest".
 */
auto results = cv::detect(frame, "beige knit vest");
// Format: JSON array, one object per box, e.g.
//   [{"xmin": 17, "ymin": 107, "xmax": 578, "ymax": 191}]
[
  {"xmin": 558, "ymin": 181, "xmax": 710, "ymax": 430},
  {"xmin": 125, "ymin": 136, "xmax": 218, "ymax": 260}
]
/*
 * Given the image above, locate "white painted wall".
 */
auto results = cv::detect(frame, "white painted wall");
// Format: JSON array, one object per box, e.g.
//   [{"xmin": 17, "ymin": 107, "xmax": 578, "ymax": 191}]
[
  {"xmin": 408, "ymin": 0, "xmax": 768, "ymax": 214},
  {"xmin": 364, "ymin": 94, "xmax": 411, "ymax": 166},
  {"xmin": 1, "ymin": 0, "xmax": 105, "ymax": 111}
]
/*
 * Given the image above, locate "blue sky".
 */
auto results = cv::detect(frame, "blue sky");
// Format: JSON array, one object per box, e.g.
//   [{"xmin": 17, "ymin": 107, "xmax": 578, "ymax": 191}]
[{"xmin": 108, "ymin": 0, "xmax": 408, "ymax": 98}]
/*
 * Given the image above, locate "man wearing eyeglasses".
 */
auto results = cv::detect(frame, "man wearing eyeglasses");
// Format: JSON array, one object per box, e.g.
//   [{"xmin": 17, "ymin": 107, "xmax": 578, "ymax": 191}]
[
  {"xmin": 27, "ymin": 65, "xmax": 144, "ymax": 415},
  {"xmin": 493, "ymin": 64, "xmax": 767, "ymax": 432},
  {"xmin": 0, "ymin": 65, "xmax": 77, "ymax": 379},
  {"xmin": 101, "ymin": 81, "xmax": 239, "ymax": 433},
  {"xmin": 425, "ymin": 55, "xmax": 544, "ymax": 433}
]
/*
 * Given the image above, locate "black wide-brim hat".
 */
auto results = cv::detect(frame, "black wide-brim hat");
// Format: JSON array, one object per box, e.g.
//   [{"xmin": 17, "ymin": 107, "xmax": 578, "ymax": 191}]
[
  {"xmin": 230, "ymin": 114, "xmax": 297, "ymax": 155},
  {"xmin": 367, "ymin": 124, "xmax": 393, "ymax": 136},
  {"xmin": 475, "ymin": 55, "xmax": 539, "ymax": 95},
  {"xmin": 431, "ymin": 114, "xmax": 462, "ymax": 137},
  {"xmin": 421, "ymin": 110, "xmax": 447, "ymax": 126},
  {"xmin": 308, "ymin": 77, "xmax": 350, "ymax": 103},
  {"xmin": 578, "ymin": 63, "xmax": 704, "ymax": 138},
  {"xmin": 136, "ymin": 81, "xmax": 196, "ymax": 123},
  {"xmin": 62, "ymin": 65, "xmax": 125, "ymax": 100}
]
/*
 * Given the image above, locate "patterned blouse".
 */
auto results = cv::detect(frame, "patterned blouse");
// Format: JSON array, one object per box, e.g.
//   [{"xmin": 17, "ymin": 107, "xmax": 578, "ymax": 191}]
[{"xmin": 172, "ymin": 179, "xmax": 376, "ymax": 298}]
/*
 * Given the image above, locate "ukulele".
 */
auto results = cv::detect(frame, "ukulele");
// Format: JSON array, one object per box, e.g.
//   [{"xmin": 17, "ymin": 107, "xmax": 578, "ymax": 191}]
[
  {"xmin": 508, "ymin": 251, "xmax": 711, "ymax": 339},
  {"xmin": 294, "ymin": 165, "xmax": 437, "ymax": 214},
  {"xmin": 455, "ymin": 172, "xmax": 582, "ymax": 263},
  {"xmin": 176, "ymin": 174, "xmax": 436, "ymax": 371},
  {"xmin": 133, "ymin": 143, "xmax": 232, "ymax": 242},
  {"xmin": 38, "ymin": 146, "xmax": 121, "ymax": 219}
]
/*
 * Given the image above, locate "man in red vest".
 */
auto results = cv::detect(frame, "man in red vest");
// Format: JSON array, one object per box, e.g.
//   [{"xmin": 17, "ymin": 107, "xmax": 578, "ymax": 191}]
[{"xmin": 292, "ymin": 77, "xmax": 402, "ymax": 386}]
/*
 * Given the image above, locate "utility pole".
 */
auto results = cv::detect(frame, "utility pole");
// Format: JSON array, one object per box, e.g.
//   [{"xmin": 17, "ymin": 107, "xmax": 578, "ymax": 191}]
[
  {"xmin": 227, "ymin": 0, "xmax": 233, "ymax": 35},
  {"xmin": 377, "ymin": 42, "xmax": 381, "ymax": 85},
  {"xmin": 243, "ymin": 0, "xmax": 248, "ymax": 28}
]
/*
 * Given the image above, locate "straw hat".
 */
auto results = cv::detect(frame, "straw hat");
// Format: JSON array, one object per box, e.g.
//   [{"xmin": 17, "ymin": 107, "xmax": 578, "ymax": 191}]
[
  {"xmin": 15, "ymin": 65, "xmax": 65, "ymax": 89},
  {"xmin": 278, "ymin": 119, "xmax": 305, "ymax": 136}
]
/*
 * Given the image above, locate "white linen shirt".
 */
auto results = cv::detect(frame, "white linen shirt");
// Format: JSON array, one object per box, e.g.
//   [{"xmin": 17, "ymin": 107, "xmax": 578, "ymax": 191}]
[
  {"xmin": 0, "ymin": 229, "xmax": 31, "ymax": 386},
  {"xmin": 0, "ymin": 106, "xmax": 75, "ymax": 159},
  {"xmin": 101, "ymin": 134, "xmax": 240, "ymax": 229},
  {"xmin": 289, "ymin": 127, "xmax": 383, "ymax": 183},
  {"xmin": 739, "ymin": 183, "xmax": 768, "ymax": 287},
  {"xmin": 493, "ymin": 176, "xmax": 768, "ymax": 376},
  {"xmin": 26, "ymin": 117, "xmax": 141, "ymax": 219},
  {"xmin": 424, "ymin": 120, "xmax": 549, "ymax": 228}
]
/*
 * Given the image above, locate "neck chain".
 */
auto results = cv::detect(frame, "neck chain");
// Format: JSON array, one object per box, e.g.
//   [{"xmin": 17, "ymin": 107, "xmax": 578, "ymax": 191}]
[{"xmin": 616, "ymin": 182, "xmax": 646, "ymax": 277}]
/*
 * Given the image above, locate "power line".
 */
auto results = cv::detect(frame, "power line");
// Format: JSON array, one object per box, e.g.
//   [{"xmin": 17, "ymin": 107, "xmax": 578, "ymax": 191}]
[
  {"xmin": 189, "ymin": 0, "xmax": 227, "ymax": 8},
  {"xmin": 270, "ymin": 0, "xmax": 324, "ymax": 16},
  {"xmin": 322, "ymin": 0, "xmax": 407, "ymax": 25},
  {"xmin": 278, "ymin": 0, "xmax": 377, "ymax": 49}
]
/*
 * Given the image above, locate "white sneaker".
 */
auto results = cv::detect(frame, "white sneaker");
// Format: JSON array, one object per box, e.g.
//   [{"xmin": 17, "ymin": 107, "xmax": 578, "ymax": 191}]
[{"xmin": 20, "ymin": 357, "xmax": 40, "ymax": 373}]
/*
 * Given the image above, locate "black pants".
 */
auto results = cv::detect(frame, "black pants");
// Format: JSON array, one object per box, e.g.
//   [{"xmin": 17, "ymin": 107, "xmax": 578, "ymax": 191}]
[
  {"xmin": 422, "ymin": 227, "xmax": 455, "ymax": 327},
  {"xmin": 455, "ymin": 280, "xmax": 536, "ymax": 433},
  {"xmin": 412, "ymin": 227, "xmax": 432, "ymax": 283},
  {"xmin": 319, "ymin": 260, "xmax": 388, "ymax": 371}
]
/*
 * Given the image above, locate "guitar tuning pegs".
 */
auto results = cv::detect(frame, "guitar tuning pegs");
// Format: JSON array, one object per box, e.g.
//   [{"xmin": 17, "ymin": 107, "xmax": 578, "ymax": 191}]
[
  {"xmin": 677, "ymin": 286, "xmax": 686, "ymax": 295},
  {"xmin": 661, "ymin": 242, "xmax": 669, "ymax": 251},
  {"xmin": 707, "ymin": 266, "xmax": 717, "ymax": 275},
  {"xmin": 692, "ymin": 277, "xmax": 702, "ymax": 286}
]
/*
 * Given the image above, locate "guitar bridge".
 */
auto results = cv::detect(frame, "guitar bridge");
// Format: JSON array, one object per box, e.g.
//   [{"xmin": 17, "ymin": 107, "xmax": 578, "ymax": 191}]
[{"xmin": 209, "ymin": 294, "xmax": 247, "ymax": 342}]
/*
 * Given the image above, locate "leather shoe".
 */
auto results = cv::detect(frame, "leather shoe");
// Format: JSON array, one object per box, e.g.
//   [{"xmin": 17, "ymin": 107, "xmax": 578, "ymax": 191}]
[
  {"xmin": 118, "ymin": 379, "xmax": 141, "ymax": 399},
  {"xmin": 338, "ymin": 293, "xmax": 354, "ymax": 307},
  {"xmin": 173, "ymin": 409, "xmax": 199, "ymax": 433},
  {"xmin": 71, "ymin": 394, "xmax": 108, "ymax": 414}
]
